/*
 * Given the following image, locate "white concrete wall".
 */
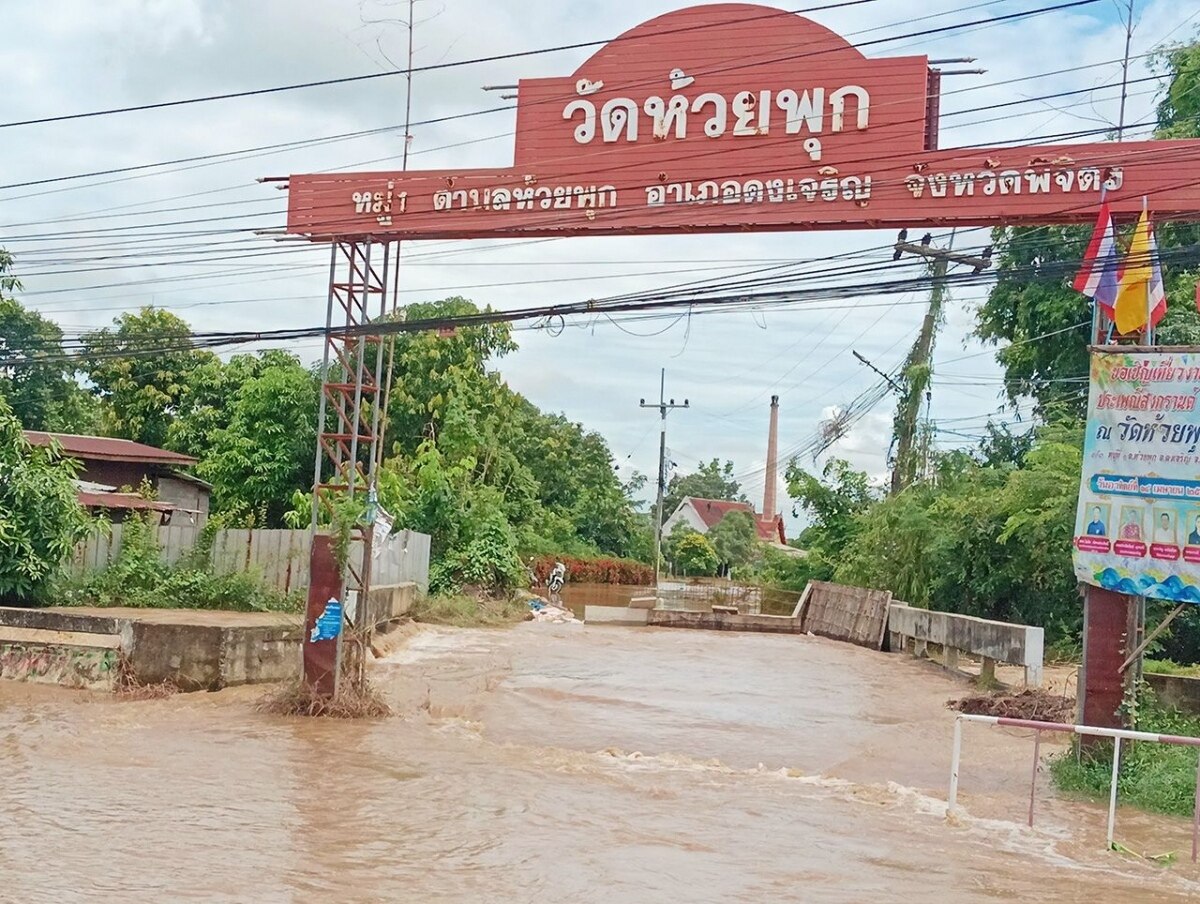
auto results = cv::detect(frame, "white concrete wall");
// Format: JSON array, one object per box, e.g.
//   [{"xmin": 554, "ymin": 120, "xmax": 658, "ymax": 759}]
[
  {"xmin": 662, "ymin": 500, "xmax": 709, "ymax": 537},
  {"xmin": 888, "ymin": 604, "xmax": 1044, "ymax": 687}
]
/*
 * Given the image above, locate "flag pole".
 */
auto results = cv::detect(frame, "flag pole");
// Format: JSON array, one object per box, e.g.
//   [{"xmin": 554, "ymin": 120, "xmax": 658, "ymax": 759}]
[
  {"xmin": 1144, "ymin": 195, "xmax": 1152, "ymax": 346},
  {"xmin": 1092, "ymin": 188, "xmax": 1106, "ymax": 345}
]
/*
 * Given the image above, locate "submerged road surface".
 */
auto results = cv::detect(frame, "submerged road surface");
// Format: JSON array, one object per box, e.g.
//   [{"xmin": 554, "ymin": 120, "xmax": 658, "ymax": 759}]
[{"xmin": 1, "ymin": 623, "xmax": 1196, "ymax": 902}]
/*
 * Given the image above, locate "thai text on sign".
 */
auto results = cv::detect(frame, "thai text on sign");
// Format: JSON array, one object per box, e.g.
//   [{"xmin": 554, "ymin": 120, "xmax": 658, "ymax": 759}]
[{"xmin": 1074, "ymin": 349, "xmax": 1200, "ymax": 602}]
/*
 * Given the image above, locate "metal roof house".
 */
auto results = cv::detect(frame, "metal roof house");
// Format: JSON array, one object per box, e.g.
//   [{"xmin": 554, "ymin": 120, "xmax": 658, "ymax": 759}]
[{"xmin": 24, "ymin": 432, "xmax": 210, "ymax": 524}]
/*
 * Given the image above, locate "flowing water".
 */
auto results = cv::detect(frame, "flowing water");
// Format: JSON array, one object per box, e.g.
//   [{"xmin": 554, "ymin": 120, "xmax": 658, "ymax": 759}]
[{"xmin": 1, "ymin": 622, "xmax": 1198, "ymax": 902}]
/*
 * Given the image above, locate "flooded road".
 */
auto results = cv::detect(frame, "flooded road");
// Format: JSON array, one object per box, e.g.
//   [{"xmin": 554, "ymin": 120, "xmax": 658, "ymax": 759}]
[{"xmin": 2, "ymin": 623, "xmax": 1198, "ymax": 902}]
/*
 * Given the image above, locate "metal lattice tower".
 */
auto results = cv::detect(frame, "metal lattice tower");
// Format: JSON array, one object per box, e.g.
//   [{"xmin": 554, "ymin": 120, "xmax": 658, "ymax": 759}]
[{"xmin": 310, "ymin": 239, "xmax": 393, "ymax": 608}]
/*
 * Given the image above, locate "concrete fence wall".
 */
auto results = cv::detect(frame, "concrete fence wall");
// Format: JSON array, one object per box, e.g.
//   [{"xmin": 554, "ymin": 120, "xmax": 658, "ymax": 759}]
[
  {"xmin": 70, "ymin": 524, "xmax": 430, "ymax": 596},
  {"xmin": 887, "ymin": 603, "xmax": 1044, "ymax": 687}
]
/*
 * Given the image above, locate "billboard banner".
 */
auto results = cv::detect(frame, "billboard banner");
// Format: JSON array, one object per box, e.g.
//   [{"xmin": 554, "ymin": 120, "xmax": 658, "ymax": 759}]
[{"xmin": 1074, "ymin": 348, "xmax": 1200, "ymax": 603}]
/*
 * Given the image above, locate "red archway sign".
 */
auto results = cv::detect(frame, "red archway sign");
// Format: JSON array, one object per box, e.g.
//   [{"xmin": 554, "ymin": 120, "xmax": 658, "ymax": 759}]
[
  {"xmin": 287, "ymin": 2, "xmax": 1200, "ymax": 700},
  {"xmin": 285, "ymin": 3, "xmax": 1200, "ymax": 240}
]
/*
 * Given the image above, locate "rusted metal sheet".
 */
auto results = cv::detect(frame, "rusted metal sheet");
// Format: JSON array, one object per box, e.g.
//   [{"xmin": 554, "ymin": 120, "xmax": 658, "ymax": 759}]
[
  {"xmin": 285, "ymin": 4, "xmax": 1200, "ymax": 241},
  {"xmin": 1081, "ymin": 587, "xmax": 1128, "ymax": 729},
  {"xmin": 801, "ymin": 581, "xmax": 893, "ymax": 650},
  {"xmin": 303, "ymin": 535, "xmax": 343, "ymax": 697}
]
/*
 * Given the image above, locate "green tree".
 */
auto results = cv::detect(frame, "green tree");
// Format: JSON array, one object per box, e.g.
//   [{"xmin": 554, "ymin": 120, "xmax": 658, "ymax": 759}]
[
  {"xmin": 664, "ymin": 520, "xmax": 700, "ymax": 570},
  {"xmin": 674, "ymin": 532, "xmax": 719, "ymax": 577},
  {"xmin": 836, "ymin": 425, "xmax": 1083, "ymax": 643},
  {"xmin": 80, "ymin": 307, "xmax": 216, "ymax": 447},
  {"xmin": 976, "ymin": 38, "xmax": 1200, "ymax": 413},
  {"xmin": 663, "ymin": 458, "xmax": 746, "ymax": 520},
  {"xmin": 0, "ymin": 254, "xmax": 96, "ymax": 432},
  {"xmin": 0, "ymin": 397, "xmax": 90, "ymax": 599},
  {"xmin": 193, "ymin": 351, "xmax": 318, "ymax": 524},
  {"xmin": 708, "ymin": 510, "xmax": 760, "ymax": 572},
  {"xmin": 785, "ymin": 457, "xmax": 876, "ymax": 557},
  {"xmin": 379, "ymin": 297, "xmax": 516, "ymax": 455}
]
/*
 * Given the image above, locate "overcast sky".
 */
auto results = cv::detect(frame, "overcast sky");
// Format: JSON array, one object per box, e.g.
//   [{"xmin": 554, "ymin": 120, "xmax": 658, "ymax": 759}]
[{"xmin": 3, "ymin": 0, "xmax": 1196, "ymax": 530}]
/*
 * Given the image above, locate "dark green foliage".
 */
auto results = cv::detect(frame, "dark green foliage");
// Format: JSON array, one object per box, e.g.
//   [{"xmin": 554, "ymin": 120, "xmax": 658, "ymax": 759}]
[
  {"xmin": 80, "ymin": 307, "xmax": 216, "ymax": 448},
  {"xmin": 757, "ymin": 545, "xmax": 828, "ymax": 591},
  {"xmin": 708, "ymin": 510, "xmax": 760, "ymax": 571},
  {"xmin": 785, "ymin": 426, "xmax": 1084, "ymax": 647},
  {"xmin": 0, "ymin": 398, "xmax": 90, "ymax": 599},
  {"xmin": 59, "ymin": 515, "xmax": 300, "ymax": 612}
]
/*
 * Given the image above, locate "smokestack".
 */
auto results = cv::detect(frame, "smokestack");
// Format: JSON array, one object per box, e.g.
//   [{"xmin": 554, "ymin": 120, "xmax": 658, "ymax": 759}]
[{"xmin": 764, "ymin": 395, "xmax": 779, "ymax": 520}]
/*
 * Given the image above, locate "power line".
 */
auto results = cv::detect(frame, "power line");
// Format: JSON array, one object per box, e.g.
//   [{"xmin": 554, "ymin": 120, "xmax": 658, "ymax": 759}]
[{"xmin": 0, "ymin": 0, "xmax": 889, "ymax": 130}]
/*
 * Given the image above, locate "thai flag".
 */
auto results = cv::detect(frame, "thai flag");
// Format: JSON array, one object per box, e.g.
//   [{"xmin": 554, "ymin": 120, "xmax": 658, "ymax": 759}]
[
  {"xmin": 1147, "ymin": 223, "xmax": 1167, "ymax": 327},
  {"xmin": 1073, "ymin": 200, "xmax": 1119, "ymax": 318}
]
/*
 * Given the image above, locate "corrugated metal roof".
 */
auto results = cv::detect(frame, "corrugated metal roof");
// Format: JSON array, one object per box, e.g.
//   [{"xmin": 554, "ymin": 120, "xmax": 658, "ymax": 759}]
[{"xmin": 24, "ymin": 431, "xmax": 197, "ymax": 466}]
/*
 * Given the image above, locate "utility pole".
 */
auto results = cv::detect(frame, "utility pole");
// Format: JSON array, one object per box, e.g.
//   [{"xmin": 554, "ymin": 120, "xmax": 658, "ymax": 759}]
[
  {"xmin": 1117, "ymin": 0, "xmax": 1136, "ymax": 141},
  {"xmin": 640, "ymin": 369, "xmax": 689, "ymax": 580},
  {"xmin": 890, "ymin": 231, "xmax": 991, "ymax": 493}
]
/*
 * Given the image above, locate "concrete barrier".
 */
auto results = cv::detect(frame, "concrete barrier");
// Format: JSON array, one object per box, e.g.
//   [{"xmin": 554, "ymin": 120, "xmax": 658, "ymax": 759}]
[
  {"xmin": 0, "ymin": 607, "xmax": 302, "ymax": 691},
  {"xmin": 887, "ymin": 604, "xmax": 1044, "ymax": 687},
  {"xmin": 584, "ymin": 605, "xmax": 650, "ymax": 626},
  {"xmin": 1146, "ymin": 673, "xmax": 1200, "ymax": 715},
  {"xmin": 647, "ymin": 610, "xmax": 803, "ymax": 634},
  {"xmin": 363, "ymin": 583, "xmax": 417, "ymax": 630}
]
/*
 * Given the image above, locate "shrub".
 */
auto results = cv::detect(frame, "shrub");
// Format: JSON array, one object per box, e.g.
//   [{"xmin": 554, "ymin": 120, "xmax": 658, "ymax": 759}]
[
  {"xmin": 1051, "ymin": 689, "xmax": 1200, "ymax": 818},
  {"xmin": 674, "ymin": 533, "xmax": 719, "ymax": 577},
  {"xmin": 529, "ymin": 554, "xmax": 654, "ymax": 585},
  {"xmin": 0, "ymin": 399, "xmax": 90, "ymax": 600},
  {"xmin": 59, "ymin": 513, "xmax": 300, "ymax": 613}
]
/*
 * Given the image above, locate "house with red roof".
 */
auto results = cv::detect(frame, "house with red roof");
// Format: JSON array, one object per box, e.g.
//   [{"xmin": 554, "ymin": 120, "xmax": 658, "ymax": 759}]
[
  {"xmin": 662, "ymin": 496, "xmax": 789, "ymax": 550},
  {"xmin": 24, "ymin": 432, "xmax": 210, "ymax": 524}
]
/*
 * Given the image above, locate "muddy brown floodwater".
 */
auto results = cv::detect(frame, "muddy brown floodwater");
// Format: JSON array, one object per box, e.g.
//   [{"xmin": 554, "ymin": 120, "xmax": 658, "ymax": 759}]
[{"xmin": 2, "ymin": 623, "xmax": 1199, "ymax": 902}]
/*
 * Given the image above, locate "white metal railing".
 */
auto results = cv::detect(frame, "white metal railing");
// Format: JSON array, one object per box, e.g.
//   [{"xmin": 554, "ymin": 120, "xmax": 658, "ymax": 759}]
[{"xmin": 950, "ymin": 713, "xmax": 1200, "ymax": 860}]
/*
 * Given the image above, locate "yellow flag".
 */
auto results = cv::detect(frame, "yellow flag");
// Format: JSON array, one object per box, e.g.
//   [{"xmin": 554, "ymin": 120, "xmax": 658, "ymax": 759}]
[{"xmin": 1113, "ymin": 210, "xmax": 1153, "ymax": 335}]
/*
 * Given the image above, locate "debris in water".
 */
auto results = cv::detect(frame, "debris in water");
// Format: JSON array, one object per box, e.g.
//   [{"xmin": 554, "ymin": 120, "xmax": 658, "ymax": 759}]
[
  {"xmin": 947, "ymin": 688, "xmax": 1073, "ymax": 723},
  {"xmin": 258, "ymin": 678, "xmax": 392, "ymax": 719},
  {"xmin": 531, "ymin": 604, "xmax": 577, "ymax": 624}
]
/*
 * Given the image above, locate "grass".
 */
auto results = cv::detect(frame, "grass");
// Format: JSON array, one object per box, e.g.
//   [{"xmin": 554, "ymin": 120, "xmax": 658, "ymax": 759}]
[
  {"xmin": 1050, "ymin": 694, "xmax": 1200, "ymax": 819},
  {"xmin": 408, "ymin": 593, "xmax": 532, "ymax": 627},
  {"xmin": 1143, "ymin": 659, "xmax": 1200, "ymax": 678},
  {"xmin": 258, "ymin": 677, "xmax": 392, "ymax": 718}
]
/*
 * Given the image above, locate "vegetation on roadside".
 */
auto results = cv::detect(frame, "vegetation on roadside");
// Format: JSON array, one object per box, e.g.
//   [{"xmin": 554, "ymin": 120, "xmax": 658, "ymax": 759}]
[
  {"xmin": 0, "ymin": 396, "xmax": 90, "ymax": 600},
  {"xmin": 407, "ymin": 593, "xmax": 531, "ymax": 627},
  {"xmin": 258, "ymin": 677, "xmax": 392, "ymax": 719},
  {"xmin": 528, "ymin": 554, "xmax": 653, "ymax": 586},
  {"xmin": 1143, "ymin": 659, "xmax": 1200, "ymax": 678},
  {"xmin": 1051, "ymin": 691, "xmax": 1200, "ymax": 819},
  {"xmin": 55, "ymin": 514, "xmax": 301, "ymax": 613}
]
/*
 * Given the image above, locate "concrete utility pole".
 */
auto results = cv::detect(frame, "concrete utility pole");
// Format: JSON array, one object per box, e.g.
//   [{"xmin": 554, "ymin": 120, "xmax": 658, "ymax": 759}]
[
  {"xmin": 890, "ymin": 232, "xmax": 991, "ymax": 493},
  {"xmin": 641, "ymin": 369, "xmax": 689, "ymax": 580}
]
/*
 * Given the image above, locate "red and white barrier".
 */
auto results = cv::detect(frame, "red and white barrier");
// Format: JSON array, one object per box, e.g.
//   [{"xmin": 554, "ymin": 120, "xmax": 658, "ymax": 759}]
[{"xmin": 949, "ymin": 713, "xmax": 1200, "ymax": 859}]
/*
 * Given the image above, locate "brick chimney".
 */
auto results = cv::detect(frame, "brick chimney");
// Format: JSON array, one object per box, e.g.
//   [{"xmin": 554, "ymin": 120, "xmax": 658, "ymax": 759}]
[{"xmin": 763, "ymin": 395, "xmax": 780, "ymax": 519}]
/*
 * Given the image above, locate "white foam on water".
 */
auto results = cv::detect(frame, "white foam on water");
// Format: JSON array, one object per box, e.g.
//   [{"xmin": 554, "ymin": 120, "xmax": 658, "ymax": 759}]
[{"xmin": 382, "ymin": 626, "xmax": 498, "ymax": 665}]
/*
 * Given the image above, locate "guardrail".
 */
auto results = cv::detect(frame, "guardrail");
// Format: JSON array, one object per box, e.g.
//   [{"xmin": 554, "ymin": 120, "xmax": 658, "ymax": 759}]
[
  {"xmin": 890, "ymin": 605, "xmax": 1044, "ymax": 687},
  {"xmin": 949, "ymin": 713, "xmax": 1200, "ymax": 859}
]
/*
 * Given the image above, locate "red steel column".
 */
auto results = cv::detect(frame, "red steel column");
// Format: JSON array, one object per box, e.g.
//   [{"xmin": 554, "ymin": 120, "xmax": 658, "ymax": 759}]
[
  {"xmin": 303, "ymin": 535, "xmax": 343, "ymax": 697},
  {"xmin": 1080, "ymin": 587, "xmax": 1129, "ymax": 728}
]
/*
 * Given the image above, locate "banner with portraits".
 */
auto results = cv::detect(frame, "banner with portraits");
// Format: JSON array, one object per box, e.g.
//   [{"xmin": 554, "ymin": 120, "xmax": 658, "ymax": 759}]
[{"xmin": 1074, "ymin": 348, "xmax": 1200, "ymax": 603}]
